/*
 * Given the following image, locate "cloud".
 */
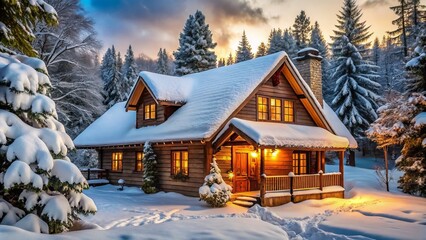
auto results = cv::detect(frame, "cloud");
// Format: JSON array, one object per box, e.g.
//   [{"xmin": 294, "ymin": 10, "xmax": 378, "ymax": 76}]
[
  {"xmin": 84, "ymin": 0, "xmax": 270, "ymax": 58},
  {"xmin": 362, "ymin": 0, "xmax": 389, "ymax": 8}
]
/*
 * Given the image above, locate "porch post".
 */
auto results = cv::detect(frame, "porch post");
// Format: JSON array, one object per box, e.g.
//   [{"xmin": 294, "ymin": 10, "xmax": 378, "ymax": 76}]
[
  {"xmin": 338, "ymin": 151, "xmax": 345, "ymax": 187},
  {"xmin": 321, "ymin": 151, "xmax": 326, "ymax": 173},
  {"xmin": 259, "ymin": 148, "xmax": 266, "ymax": 206},
  {"xmin": 316, "ymin": 151, "xmax": 321, "ymax": 172}
]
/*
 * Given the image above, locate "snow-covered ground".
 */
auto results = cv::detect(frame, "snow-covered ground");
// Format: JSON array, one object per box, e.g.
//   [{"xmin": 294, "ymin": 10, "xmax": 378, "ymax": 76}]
[{"xmin": 1, "ymin": 164, "xmax": 425, "ymax": 239}]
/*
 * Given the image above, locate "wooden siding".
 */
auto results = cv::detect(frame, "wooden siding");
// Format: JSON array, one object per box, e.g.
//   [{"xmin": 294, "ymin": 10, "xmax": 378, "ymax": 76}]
[
  {"xmin": 136, "ymin": 89, "xmax": 165, "ymax": 128},
  {"xmin": 215, "ymin": 146, "xmax": 233, "ymax": 185},
  {"xmin": 101, "ymin": 143, "xmax": 206, "ymax": 197},
  {"xmin": 264, "ymin": 149, "xmax": 293, "ymax": 176},
  {"xmin": 235, "ymin": 73, "xmax": 316, "ymax": 126}
]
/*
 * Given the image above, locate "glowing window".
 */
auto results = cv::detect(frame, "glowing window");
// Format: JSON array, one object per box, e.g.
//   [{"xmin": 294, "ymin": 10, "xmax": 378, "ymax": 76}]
[
  {"xmin": 144, "ymin": 103, "xmax": 156, "ymax": 120},
  {"xmin": 284, "ymin": 100, "xmax": 294, "ymax": 122},
  {"xmin": 270, "ymin": 98, "xmax": 282, "ymax": 121},
  {"xmin": 112, "ymin": 152, "xmax": 123, "ymax": 172},
  {"xmin": 172, "ymin": 151, "xmax": 188, "ymax": 176},
  {"xmin": 135, "ymin": 152, "xmax": 143, "ymax": 172},
  {"xmin": 257, "ymin": 97, "xmax": 268, "ymax": 120}
]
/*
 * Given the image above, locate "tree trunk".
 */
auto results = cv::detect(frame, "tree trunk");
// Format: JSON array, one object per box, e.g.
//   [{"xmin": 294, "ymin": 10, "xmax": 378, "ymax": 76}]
[
  {"xmin": 384, "ymin": 146, "xmax": 390, "ymax": 192},
  {"xmin": 348, "ymin": 150, "xmax": 356, "ymax": 166}
]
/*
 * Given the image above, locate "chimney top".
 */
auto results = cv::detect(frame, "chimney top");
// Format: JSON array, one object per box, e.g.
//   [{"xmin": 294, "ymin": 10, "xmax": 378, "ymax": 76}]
[{"xmin": 294, "ymin": 47, "xmax": 323, "ymax": 61}]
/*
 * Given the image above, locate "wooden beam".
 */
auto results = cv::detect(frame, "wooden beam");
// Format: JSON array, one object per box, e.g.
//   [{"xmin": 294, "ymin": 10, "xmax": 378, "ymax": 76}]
[
  {"xmin": 260, "ymin": 148, "xmax": 266, "ymax": 206},
  {"xmin": 212, "ymin": 126, "xmax": 235, "ymax": 151},
  {"xmin": 222, "ymin": 141, "xmax": 251, "ymax": 146},
  {"xmin": 205, "ymin": 141, "xmax": 213, "ymax": 175},
  {"xmin": 338, "ymin": 151, "xmax": 345, "ymax": 187},
  {"xmin": 231, "ymin": 125, "xmax": 259, "ymax": 148},
  {"xmin": 316, "ymin": 151, "xmax": 321, "ymax": 173},
  {"xmin": 321, "ymin": 151, "xmax": 326, "ymax": 173}
]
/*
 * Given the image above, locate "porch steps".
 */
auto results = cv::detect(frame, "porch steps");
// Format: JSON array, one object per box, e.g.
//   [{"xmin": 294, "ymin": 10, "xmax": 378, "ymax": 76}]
[{"xmin": 232, "ymin": 196, "xmax": 258, "ymax": 208}]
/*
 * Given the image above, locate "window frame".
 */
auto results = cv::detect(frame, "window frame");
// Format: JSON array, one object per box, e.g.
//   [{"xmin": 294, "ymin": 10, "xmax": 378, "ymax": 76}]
[
  {"xmin": 144, "ymin": 103, "xmax": 156, "ymax": 120},
  {"xmin": 135, "ymin": 151, "xmax": 144, "ymax": 172},
  {"xmin": 257, "ymin": 96, "xmax": 269, "ymax": 121},
  {"xmin": 256, "ymin": 95, "xmax": 294, "ymax": 123},
  {"xmin": 171, "ymin": 150, "xmax": 189, "ymax": 177},
  {"xmin": 292, "ymin": 151, "xmax": 309, "ymax": 175},
  {"xmin": 111, "ymin": 152, "xmax": 123, "ymax": 172},
  {"xmin": 283, "ymin": 100, "xmax": 294, "ymax": 122},
  {"xmin": 269, "ymin": 98, "xmax": 282, "ymax": 121}
]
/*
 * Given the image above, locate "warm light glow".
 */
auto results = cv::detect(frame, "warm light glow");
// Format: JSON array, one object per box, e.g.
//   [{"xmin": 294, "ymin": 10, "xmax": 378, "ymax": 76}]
[
  {"xmin": 271, "ymin": 149, "xmax": 279, "ymax": 157},
  {"xmin": 251, "ymin": 150, "xmax": 258, "ymax": 158},
  {"xmin": 228, "ymin": 172, "xmax": 234, "ymax": 180}
]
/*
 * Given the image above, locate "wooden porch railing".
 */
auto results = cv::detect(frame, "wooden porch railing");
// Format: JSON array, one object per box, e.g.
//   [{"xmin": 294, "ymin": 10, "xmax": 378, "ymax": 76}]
[
  {"xmin": 263, "ymin": 172, "xmax": 343, "ymax": 194},
  {"xmin": 79, "ymin": 168, "xmax": 109, "ymax": 181}
]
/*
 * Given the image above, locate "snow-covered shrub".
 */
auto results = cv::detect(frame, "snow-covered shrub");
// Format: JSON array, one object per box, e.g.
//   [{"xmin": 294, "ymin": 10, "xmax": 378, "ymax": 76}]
[
  {"xmin": 199, "ymin": 158, "xmax": 232, "ymax": 207},
  {"xmin": 0, "ymin": 53, "xmax": 96, "ymax": 233},
  {"xmin": 141, "ymin": 142, "xmax": 158, "ymax": 194}
]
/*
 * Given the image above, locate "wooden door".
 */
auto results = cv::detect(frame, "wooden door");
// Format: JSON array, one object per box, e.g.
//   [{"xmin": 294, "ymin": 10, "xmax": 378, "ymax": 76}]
[{"xmin": 234, "ymin": 152, "xmax": 249, "ymax": 192}]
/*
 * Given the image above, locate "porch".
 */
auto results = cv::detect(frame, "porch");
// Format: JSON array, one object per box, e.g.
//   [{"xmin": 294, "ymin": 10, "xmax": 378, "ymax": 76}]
[{"xmin": 213, "ymin": 118, "xmax": 348, "ymax": 207}]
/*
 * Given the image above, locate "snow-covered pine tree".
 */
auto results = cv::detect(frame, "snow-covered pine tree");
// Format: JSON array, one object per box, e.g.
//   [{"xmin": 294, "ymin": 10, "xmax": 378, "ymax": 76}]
[
  {"xmin": 256, "ymin": 42, "xmax": 267, "ymax": 57},
  {"xmin": 405, "ymin": 29, "xmax": 426, "ymax": 95},
  {"xmin": 155, "ymin": 48, "xmax": 171, "ymax": 74},
  {"xmin": 267, "ymin": 28, "xmax": 284, "ymax": 54},
  {"xmin": 173, "ymin": 10, "xmax": 217, "ymax": 76},
  {"xmin": 292, "ymin": 10, "xmax": 312, "ymax": 49},
  {"xmin": 331, "ymin": 0, "xmax": 373, "ymax": 57},
  {"xmin": 199, "ymin": 158, "xmax": 232, "ymax": 207},
  {"xmin": 217, "ymin": 58, "xmax": 226, "ymax": 67},
  {"xmin": 103, "ymin": 45, "xmax": 125, "ymax": 108},
  {"xmin": 235, "ymin": 31, "xmax": 254, "ymax": 63},
  {"xmin": 117, "ymin": 52, "xmax": 123, "ymax": 72},
  {"xmin": 0, "ymin": 0, "xmax": 57, "ymax": 56},
  {"xmin": 226, "ymin": 53, "xmax": 234, "ymax": 66},
  {"xmin": 0, "ymin": 0, "xmax": 96, "ymax": 233},
  {"xmin": 368, "ymin": 94, "xmax": 425, "ymax": 196},
  {"xmin": 121, "ymin": 45, "xmax": 139, "ymax": 99},
  {"xmin": 0, "ymin": 54, "xmax": 96, "ymax": 234},
  {"xmin": 142, "ymin": 142, "xmax": 158, "ymax": 194},
  {"xmin": 331, "ymin": 36, "xmax": 381, "ymax": 138},
  {"xmin": 282, "ymin": 29, "xmax": 298, "ymax": 58},
  {"xmin": 101, "ymin": 48, "xmax": 113, "ymax": 84},
  {"xmin": 310, "ymin": 21, "xmax": 332, "ymax": 104}
]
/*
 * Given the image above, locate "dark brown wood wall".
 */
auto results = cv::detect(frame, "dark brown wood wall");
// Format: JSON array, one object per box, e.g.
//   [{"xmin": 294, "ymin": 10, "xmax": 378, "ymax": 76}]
[
  {"xmin": 136, "ymin": 89, "xmax": 165, "ymax": 128},
  {"xmin": 235, "ymin": 73, "xmax": 316, "ymax": 126},
  {"xmin": 264, "ymin": 149, "xmax": 293, "ymax": 176},
  {"xmin": 101, "ymin": 143, "xmax": 206, "ymax": 197}
]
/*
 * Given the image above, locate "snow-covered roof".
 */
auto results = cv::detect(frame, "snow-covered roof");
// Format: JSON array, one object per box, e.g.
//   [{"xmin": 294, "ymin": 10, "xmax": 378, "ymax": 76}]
[
  {"xmin": 413, "ymin": 112, "xmax": 426, "ymax": 128},
  {"xmin": 74, "ymin": 52, "xmax": 287, "ymax": 147},
  {"xmin": 74, "ymin": 51, "xmax": 357, "ymax": 149},
  {"xmin": 217, "ymin": 118, "xmax": 350, "ymax": 149}
]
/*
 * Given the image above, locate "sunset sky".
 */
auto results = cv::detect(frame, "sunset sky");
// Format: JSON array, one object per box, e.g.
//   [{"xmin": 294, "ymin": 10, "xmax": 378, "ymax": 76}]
[{"xmin": 80, "ymin": 0, "xmax": 412, "ymax": 59}]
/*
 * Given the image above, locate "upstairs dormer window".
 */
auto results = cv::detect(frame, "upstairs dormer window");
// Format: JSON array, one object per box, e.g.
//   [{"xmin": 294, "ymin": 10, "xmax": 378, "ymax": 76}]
[{"xmin": 144, "ymin": 103, "xmax": 156, "ymax": 120}]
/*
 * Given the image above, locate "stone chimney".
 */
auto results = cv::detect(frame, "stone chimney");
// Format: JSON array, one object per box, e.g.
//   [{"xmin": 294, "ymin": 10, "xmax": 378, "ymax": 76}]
[{"xmin": 294, "ymin": 48, "xmax": 323, "ymax": 107}]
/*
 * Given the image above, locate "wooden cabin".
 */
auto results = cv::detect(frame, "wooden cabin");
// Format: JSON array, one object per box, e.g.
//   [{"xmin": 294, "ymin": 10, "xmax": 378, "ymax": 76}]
[{"xmin": 74, "ymin": 49, "xmax": 357, "ymax": 206}]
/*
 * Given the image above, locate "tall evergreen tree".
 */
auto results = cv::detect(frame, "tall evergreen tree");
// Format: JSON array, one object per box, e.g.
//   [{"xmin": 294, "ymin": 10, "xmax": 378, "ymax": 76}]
[
  {"xmin": 405, "ymin": 29, "xmax": 426, "ymax": 94},
  {"xmin": 0, "ymin": 0, "xmax": 57, "ymax": 56},
  {"xmin": 121, "ymin": 45, "xmax": 138, "ymax": 98},
  {"xmin": 267, "ymin": 28, "xmax": 284, "ymax": 54},
  {"xmin": 235, "ymin": 31, "xmax": 254, "ymax": 63},
  {"xmin": 282, "ymin": 29, "xmax": 298, "ymax": 58},
  {"xmin": 217, "ymin": 58, "xmax": 226, "ymax": 67},
  {"xmin": 142, "ymin": 142, "xmax": 159, "ymax": 194},
  {"xmin": 331, "ymin": 0, "xmax": 373, "ymax": 56},
  {"xmin": 156, "ymin": 48, "xmax": 171, "ymax": 74},
  {"xmin": 173, "ymin": 10, "xmax": 217, "ymax": 76},
  {"xmin": 256, "ymin": 42, "xmax": 267, "ymax": 57},
  {"xmin": 331, "ymin": 36, "xmax": 381, "ymax": 138},
  {"xmin": 292, "ymin": 10, "xmax": 312, "ymax": 49},
  {"xmin": 371, "ymin": 37, "xmax": 381, "ymax": 66},
  {"xmin": 102, "ymin": 45, "xmax": 124, "ymax": 108},
  {"xmin": 116, "ymin": 52, "xmax": 123, "ymax": 72},
  {"xmin": 389, "ymin": 0, "xmax": 426, "ymax": 56},
  {"xmin": 226, "ymin": 53, "xmax": 234, "ymax": 65}
]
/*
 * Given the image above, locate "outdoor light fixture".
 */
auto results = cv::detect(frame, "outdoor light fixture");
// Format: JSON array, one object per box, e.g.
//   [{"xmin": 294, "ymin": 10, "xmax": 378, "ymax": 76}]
[
  {"xmin": 226, "ymin": 170, "xmax": 234, "ymax": 180},
  {"xmin": 271, "ymin": 148, "xmax": 279, "ymax": 157},
  {"xmin": 251, "ymin": 150, "xmax": 258, "ymax": 158}
]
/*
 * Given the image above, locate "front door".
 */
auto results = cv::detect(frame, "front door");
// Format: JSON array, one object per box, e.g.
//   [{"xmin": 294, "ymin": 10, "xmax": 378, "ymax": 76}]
[{"xmin": 234, "ymin": 152, "xmax": 249, "ymax": 192}]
